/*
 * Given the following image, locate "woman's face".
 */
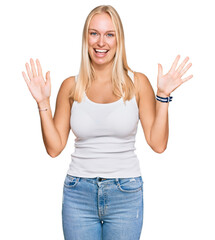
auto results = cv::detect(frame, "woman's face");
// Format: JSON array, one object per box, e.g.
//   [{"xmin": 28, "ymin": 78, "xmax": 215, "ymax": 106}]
[{"xmin": 88, "ymin": 13, "xmax": 117, "ymax": 67}]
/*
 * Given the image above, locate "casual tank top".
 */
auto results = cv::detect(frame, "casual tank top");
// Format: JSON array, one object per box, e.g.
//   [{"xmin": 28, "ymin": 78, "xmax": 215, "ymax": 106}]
[{"xmin": 67, "ymin": 70, "xmax": 142, "ymax": 178}]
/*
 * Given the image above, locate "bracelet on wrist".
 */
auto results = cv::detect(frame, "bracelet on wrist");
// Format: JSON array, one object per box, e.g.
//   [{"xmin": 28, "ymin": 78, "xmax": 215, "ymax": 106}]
[
  {"xmin": 37, "ymin": 99, "xmax": 49, "ymax": 111},
  {"xmin": 38, "ymin": 107, "xmax": 48, "ymax": 111},
  {"xmin": 156, "ymin": 95, "xmax": 173, "ymax": 103}
]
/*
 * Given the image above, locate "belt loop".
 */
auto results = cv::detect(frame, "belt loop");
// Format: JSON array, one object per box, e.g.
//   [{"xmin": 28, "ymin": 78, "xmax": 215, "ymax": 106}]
[{"xmin": 115, "ymin": 178, "xmax": 119, "ymax": 184}]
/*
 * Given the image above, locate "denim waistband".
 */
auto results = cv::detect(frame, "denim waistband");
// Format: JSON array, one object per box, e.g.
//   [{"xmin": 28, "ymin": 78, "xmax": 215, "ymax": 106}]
[{"xmin": 67, "ymin": 174, "xmax": 142, "ymax": 184}]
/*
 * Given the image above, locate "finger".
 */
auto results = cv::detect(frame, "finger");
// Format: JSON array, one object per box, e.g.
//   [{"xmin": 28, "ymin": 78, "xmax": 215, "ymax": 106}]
[
  {"xmin": 25, "ymin": 62, "xmax": 33, "ymax": 80},
  {"xmin": 180, "ymin": 63, "xmax": 192, "ymax": 76},
  {"xmin": 36, "ymin": 59, "xmax": 43, "ymax": 76},
  {"xmin": 46, "ymin": 71, "xmax": 51, "ymax": 86},
  {"xmin": 182, "ymin": 74, "xmax": 193, "ymax": 83},
  {"xmin": 22, "ymin": 71, "xmax": 31, "ymax": 89},
  {"xmin": 169, "ymin": 55, "xmax": 180, "ymax": 73},
  {"xmin": 30, "ymin": 58, "xmax": 37, "ymax": 77},
  {"xmin": 176, "ymin": 56, "xmax": 189, "ymax": 74},
  {"xmin": 158, "ymin": 63, "xmax": 163, "ymax": 79}
]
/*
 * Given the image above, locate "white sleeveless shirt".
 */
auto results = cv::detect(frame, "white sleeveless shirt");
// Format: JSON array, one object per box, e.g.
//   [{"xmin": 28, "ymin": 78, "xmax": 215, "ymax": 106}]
[{"xmin": 67, "ymin": 70, "xmax": 142, "ymax": 178}]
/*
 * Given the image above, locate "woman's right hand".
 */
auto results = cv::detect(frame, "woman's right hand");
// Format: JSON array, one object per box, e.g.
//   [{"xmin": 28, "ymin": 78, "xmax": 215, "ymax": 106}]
[{"xmin": 22, "ymin": 58, "xmax": 51, "ymax": 104}]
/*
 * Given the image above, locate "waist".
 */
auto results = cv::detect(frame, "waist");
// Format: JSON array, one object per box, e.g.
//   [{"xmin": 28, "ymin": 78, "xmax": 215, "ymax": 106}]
[{"xmin": 73, "ymin": 141, "xmax": 136, "ymax": 155}]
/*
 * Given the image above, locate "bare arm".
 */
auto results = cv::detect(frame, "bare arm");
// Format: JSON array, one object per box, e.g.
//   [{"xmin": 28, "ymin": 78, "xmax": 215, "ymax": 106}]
[
  {"xmin": 22, "ymin": 58, "xmax": 75, "ymax": 157},
  {"xmin": 37, "ymin": 99, "xmax": 62, "ymax": 157},
  {"xmin": 136, "ymin": 55, "xmax": 193, "ymax": 153},
  {"xmin": 136, "ymin": 72, "xmax": 166, "ymax": 153},
  {"xmin": 37, "ymin": 77, "xmax": 74, "ymax": 157},
  {"xmin": 149, "ymin": 90, "xmax": 170, "ymax": 153},
  {"xmin": 52, "ymin": 76, "xmax": 75, "ymax": 157}
]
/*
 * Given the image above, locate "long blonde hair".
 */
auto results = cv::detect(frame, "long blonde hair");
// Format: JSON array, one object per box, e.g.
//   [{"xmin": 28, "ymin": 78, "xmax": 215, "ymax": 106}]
[{"xmin": 69, "ymin": 5, "xmax": 136, "ymax": 104}]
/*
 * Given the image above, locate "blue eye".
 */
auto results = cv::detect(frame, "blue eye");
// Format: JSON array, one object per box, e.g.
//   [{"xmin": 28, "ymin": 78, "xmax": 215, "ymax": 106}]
[
  {"xmin": 107, "ymin": 33, "xmax": 114, "ymax": 37},
  {"xmin": 90, "ymin": 32, "xmax": 97, "ymax": 36}
]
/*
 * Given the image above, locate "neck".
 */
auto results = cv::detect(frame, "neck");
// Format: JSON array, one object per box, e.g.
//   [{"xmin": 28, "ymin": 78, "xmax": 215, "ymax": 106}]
[{"xmin": 92, "ymin": 61, "xmax": 113, "ymax": 83}]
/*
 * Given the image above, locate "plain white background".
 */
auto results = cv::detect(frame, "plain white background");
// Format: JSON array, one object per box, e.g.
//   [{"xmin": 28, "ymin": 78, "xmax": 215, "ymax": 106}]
[{"xmin": 1, "ymin": 0, "xmax": 214, "ymax": 239}]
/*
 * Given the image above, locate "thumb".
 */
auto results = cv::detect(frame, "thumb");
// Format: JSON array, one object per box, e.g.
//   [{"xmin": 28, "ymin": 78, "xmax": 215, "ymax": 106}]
[
  {"xmin": 45, "ymin": 71, "xmax": 51, "ymax": 86},
  {"xmin": 158, "ymin": 63, "xmax": 163, "ymax": 79}
]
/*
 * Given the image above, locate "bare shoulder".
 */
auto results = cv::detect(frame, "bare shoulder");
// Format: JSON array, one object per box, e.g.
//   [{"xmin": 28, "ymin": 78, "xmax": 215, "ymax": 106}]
[
  {"xmin": 134, "ymin": 72, "xmax": 154, "ymax": 97},
  {"xmin": 134, "ymin": 71, "xmax": 148, "ymax": 80},
  {"xmin": 56, "ymin": 76, "xmax": 76, "ymax": 109},
  {"xmin": 134, "ymin": 72, "xmax": 151, "ymax": 90},
  {"xmin": 60, "ymin": 76, "xmax": 76, "ymax": 93}
]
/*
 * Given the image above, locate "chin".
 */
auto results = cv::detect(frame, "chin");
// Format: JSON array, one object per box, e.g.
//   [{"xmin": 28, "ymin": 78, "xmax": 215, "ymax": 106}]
[{"xmin": 89, "ymin": 50, "xmax": 115, "ymax": 66}]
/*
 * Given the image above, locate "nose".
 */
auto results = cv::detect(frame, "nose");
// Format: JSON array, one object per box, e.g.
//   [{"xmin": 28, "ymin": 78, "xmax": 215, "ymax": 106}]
[{"xmin": 97, "ymin": 35, "xmax": 105, "ymax": 47}]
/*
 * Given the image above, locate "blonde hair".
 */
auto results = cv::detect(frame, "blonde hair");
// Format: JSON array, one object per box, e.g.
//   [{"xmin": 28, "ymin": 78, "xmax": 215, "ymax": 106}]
[{"xmin": 69, "ymin": 5, "xmax": 136, "ymax": 104}]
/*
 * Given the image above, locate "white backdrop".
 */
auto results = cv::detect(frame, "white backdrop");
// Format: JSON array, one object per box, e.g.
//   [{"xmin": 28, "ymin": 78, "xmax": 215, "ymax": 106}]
[{"xmin": 1, "ymin": 0, "xmax": 214, "ymax": 239}]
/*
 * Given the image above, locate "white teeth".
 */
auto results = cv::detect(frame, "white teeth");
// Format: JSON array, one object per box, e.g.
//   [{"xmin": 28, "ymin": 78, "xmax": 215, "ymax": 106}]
[{"xmin": 95, "ymin": 49, "xmax": 108, "ymax": 53}]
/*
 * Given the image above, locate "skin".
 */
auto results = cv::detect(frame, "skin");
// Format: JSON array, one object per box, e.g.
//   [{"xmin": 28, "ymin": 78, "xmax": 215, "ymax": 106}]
[
  {"xmin": 22, "ymin": 12, "xmax": 193, "ymax": 157},
  {"xmin": 88, "ymin": 13, "xmax": 117, "ymax": 82}
]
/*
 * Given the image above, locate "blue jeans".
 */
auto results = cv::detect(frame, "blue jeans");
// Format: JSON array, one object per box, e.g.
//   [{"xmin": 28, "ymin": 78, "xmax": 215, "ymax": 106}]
[{"xmin": 62, "ymin": 174, "xmax": 144, "ymax": 240}]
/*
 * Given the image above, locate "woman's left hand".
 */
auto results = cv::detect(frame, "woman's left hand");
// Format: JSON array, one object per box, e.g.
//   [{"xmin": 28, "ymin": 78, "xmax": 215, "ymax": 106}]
[{"xmin": 157, "ymin": 55, "xmax": 193, "ymax": 97}]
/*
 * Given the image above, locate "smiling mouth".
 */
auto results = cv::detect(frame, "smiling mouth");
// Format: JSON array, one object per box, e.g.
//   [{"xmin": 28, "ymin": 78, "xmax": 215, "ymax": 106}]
[{"xmin": 94, "ymin": 49, "xmax": 109, "ymax": 53}]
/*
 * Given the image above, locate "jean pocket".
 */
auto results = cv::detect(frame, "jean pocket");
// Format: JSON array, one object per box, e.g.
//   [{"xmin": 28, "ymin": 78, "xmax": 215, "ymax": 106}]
[
  {"xmin": 64, "ymin": 175, "xmax": 80, "ymax": 188},
  {"xmin": 117, "ymin": 176, "xmax": 143, "ymax": 193}
]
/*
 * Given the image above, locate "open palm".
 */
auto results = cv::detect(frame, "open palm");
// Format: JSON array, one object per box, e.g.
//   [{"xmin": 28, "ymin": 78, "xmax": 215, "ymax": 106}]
[
  {"xmin": 157, "ymin": 55, "xmax": 193, "ymax": 97},
  {"xmin": 22, "ymin": 58, "xmax": 51, "ymax": 103}
]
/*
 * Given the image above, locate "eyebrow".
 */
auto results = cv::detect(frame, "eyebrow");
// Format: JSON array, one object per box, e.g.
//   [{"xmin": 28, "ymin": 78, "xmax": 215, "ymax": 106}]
[{"xmin": 88, "ymin": 28, "xmax": 115, "ymax": 32}]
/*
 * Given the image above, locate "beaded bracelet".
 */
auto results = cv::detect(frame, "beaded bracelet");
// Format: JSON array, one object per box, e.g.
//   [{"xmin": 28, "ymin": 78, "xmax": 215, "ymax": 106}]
[
  {"xmin": 38, "ymin": 107, "xmax": 48, "ymax": 111},
  {"xmin": 156, "ymin": 95, "xmax": 173, "ymax": 103}
]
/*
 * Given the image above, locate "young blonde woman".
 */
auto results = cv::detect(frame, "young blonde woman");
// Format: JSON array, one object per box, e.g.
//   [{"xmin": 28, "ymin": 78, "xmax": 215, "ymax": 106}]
[{"xmin": 22, "ymin": 5, "xmax": 193, "ymax": 240}]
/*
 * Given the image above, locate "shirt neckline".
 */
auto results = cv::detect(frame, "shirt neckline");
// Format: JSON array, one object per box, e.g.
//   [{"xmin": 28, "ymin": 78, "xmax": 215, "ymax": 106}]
[
  {"xmin": 82, "ymin": 70, "xmax": 134, "ymax": 105},
  {"xmin": 84, "ymin": 92, "xmax": 123, "ymax": 105}
]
